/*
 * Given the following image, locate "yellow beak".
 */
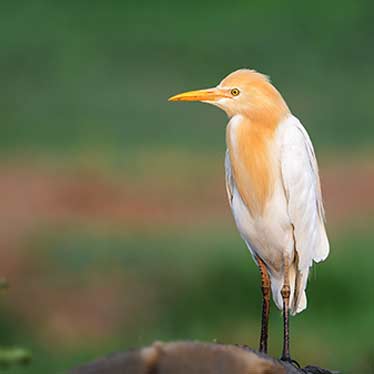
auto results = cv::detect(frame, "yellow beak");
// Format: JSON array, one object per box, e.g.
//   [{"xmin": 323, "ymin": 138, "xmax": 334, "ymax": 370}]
[{"xmin": 168, "ymin": 87, "xmax": 229, "ymax": 102}]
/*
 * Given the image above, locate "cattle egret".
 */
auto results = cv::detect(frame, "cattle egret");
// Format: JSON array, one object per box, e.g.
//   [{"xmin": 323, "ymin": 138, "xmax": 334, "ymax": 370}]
[{"xmin": 168, "ymin": 69, "xmax": 329, "ymax": 363}]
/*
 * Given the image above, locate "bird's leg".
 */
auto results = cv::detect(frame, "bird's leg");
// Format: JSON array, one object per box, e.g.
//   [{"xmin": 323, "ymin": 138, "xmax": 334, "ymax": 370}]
[
  {"xmin": 280, "ymin": 258, "xmax": 291, "ymax": 362},
  {"xmin": 257, "ymin": 256, "xmax": 271, "ymax": 354}
]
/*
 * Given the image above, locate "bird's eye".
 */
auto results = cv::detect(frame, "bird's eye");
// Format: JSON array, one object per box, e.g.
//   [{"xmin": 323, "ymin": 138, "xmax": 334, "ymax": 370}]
[{"xmin": 231, "ymin": 88, "xmax": 240, "ymax": 96}]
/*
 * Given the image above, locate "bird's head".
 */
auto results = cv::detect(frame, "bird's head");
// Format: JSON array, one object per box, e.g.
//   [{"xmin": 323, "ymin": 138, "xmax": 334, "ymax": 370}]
[{"xmin": 169, "ymin": 69, "xmax": 288, "ymax": 120}]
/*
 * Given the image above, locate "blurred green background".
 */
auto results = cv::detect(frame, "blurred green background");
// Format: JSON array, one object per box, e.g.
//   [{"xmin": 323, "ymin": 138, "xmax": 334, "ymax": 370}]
[{"xmin": 1, "ymin": 1, "xmax": 374, "ymax": 373}]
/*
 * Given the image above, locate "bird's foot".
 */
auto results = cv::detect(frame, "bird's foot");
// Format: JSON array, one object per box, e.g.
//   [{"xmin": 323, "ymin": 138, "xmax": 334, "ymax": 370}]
[{"xmin": 280, "ymin": 356, "xmax": 301, "ymax": 368}]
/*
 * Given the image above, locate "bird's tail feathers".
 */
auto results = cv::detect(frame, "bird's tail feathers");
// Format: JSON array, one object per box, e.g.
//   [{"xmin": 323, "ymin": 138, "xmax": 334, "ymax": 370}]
[
  {"xmin": 270, "ymin": 265, "xmax": 309, "ymax": 315},
  {"xmin": 313, "ymin": 225, "xmax": 330, "ymax": 263},
  {"xmin": 291, "ymin": 267, "xmax": 309, "ymax": 315}
]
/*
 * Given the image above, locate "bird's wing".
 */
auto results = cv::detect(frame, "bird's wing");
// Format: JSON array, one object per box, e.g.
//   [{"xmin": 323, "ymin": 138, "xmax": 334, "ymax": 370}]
[
  {"xmin": 224, "ymin": 150, "xmax": 234, "ymax": 205},
  {"xmin": 280, "ymin": 116, "xmax": 329, "ymax": 271}
]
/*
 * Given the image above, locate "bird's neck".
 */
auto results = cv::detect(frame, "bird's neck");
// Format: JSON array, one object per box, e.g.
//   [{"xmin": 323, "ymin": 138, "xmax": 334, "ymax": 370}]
[{"xmin": 226, "ymin": 113, "xmax": 283, "ymax": 216}]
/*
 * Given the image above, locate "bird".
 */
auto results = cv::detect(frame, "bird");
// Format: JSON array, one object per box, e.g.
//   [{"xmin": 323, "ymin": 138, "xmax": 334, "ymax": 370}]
[{"xmin": 168, "ymin": 69, "xmax": 329, "ymax": 363}]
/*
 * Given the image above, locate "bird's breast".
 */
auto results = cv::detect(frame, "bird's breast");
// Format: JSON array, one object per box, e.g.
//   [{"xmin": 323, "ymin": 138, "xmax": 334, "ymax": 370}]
[{"xmin": 226, "ymin": 115, "xmax": 278, "ymax": 216}]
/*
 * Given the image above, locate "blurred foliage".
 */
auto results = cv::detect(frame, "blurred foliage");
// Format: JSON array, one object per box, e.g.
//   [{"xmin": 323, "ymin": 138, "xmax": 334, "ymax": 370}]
[
  {"xmin": 0, "ymin": 227, "xmax": 373, "ymax": 372},
  {"xmin": 0, "ymin": 347, "xmax": 31, "ymax": 367},
  {"xmin": 0, "ymin": 279, "xmax": 9, "ymax": 291},
  {"xmin": 1, "ymin": 0, "xmax": 373, "ymax": 161},
  {"xmin": 0, "ymin": 279, "xmax": 31, "ymax": 368}
]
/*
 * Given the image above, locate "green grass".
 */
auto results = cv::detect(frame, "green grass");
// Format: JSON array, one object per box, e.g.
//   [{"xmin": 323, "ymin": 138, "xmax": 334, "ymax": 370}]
[
  {"xmin": 1, "ymin": 1, "xmax": 374, "ymax": 161},
  {"xmin": 1, "ymin": 225, "xmax": 373, "ymax": 372}
]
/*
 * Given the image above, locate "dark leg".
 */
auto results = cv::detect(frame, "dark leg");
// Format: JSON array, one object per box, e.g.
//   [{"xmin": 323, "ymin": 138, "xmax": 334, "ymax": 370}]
[
  {"xmin": 280, "ymin": 258, "xmax": 291, "ymax": 362},
  {"xmin": 257, "ymin": 256, "xmax": 271, "ymax": 354}
]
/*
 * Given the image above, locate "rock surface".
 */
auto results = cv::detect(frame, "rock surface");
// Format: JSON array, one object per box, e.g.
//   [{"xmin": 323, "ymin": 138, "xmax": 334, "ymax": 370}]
[{"xmin": 71, "ymin": 341, "xmax": 339, "ymax": 374}]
